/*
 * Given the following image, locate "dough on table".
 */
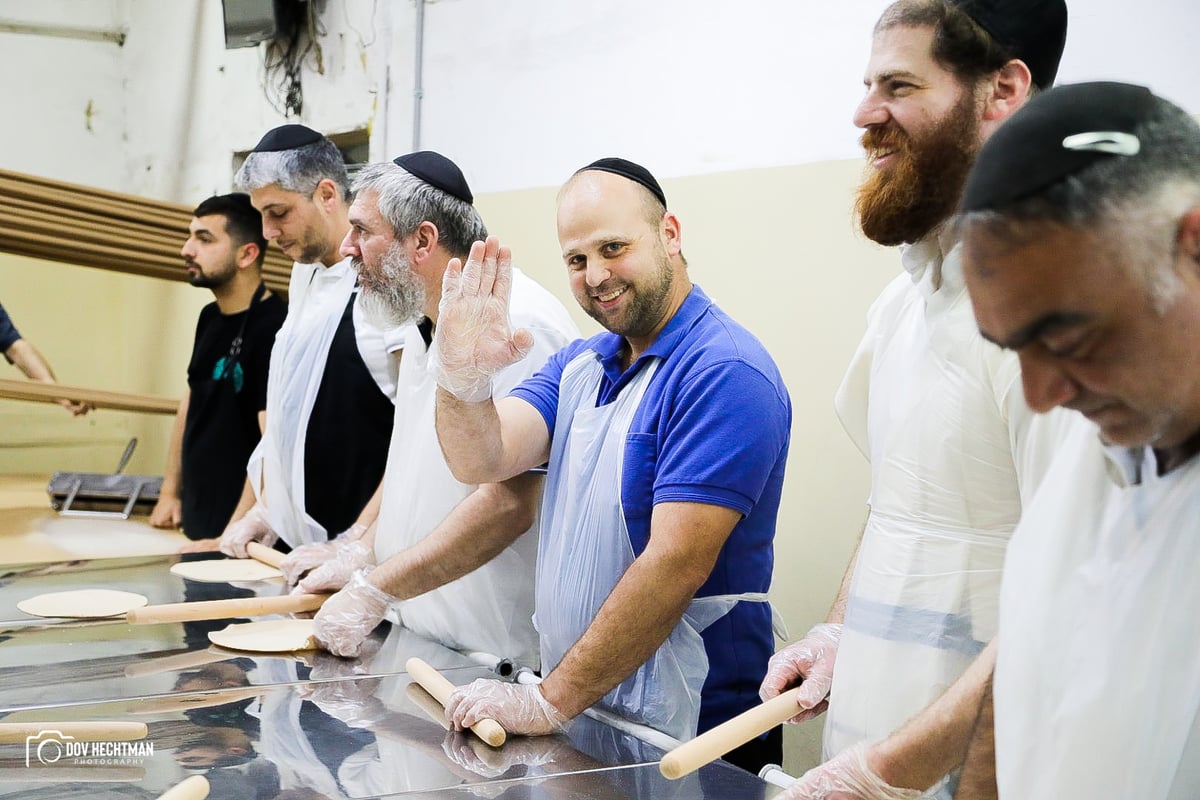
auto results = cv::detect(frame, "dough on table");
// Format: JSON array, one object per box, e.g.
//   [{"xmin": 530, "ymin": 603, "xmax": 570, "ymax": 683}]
[
  {"xmin": 208, "ymin": 619, "xmax": 318, "ymax": 652},
  {"xmin": 18, "ymin": 589, "xmax": 148, "ymax": 619},
  {"xmin": 169, "ymin": 558, "xmax": 282, "ymax": 583}
]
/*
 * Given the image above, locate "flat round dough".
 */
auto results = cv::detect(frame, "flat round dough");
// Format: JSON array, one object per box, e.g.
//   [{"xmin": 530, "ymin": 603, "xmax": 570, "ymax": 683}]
[
  {"xmin": 208, "ymin": 619, "xmax": 318, "ymax": 653},
  {"xmin": 18, "ymin": 589, "xmax": 148, "ymax": 619},
  {"xmin": 170, "ymin": 558, "xmax": 282, "ymax": 583}
]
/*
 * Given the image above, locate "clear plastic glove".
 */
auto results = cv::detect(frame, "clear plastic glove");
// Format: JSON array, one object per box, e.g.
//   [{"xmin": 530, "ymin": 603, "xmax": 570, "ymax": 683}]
[
  {"xmin": 296, "ymin": 540, "xmax": 374, "ymax": 594},
  {"xmin": 780, "ymin": 744, "xmax": 924, "ymax": 800},
  {"xmin": 432, "ymin": 236, "xmax": 534, "ymax": 402},
  {"xmin": 446, "ymin": 679, "xmax": 568, "ymax": 736},
  {"xmin": 312, "ymin": 569, "xmax": 394, "ymax": 658},
  {"xmin": 218, "ymin": 505, "xmax": 277, "ymax": 558},
  {"xmin": 760, "ymin": 622, "xmax": 844, "ymax": 723},
  {"xmin": 280, "ymin": 523, "xmax": 368, "ymax": 586},
  {"xmin": 441, "ymin": 729, "xmax": 569, "ymax": 779}
]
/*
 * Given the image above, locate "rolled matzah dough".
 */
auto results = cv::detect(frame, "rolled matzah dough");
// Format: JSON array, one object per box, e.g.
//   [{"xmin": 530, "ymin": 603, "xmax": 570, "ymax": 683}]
[
  {"xmin": 170, "ymin": 559, "xmax": 282, "ymax": 583},
  {"xmin": 17, "ymin": 589, "xmax": 148, "ymax": 619},
  {"xmin": 208, "ymin": 619, "xmax": 318, "ymax": 652}
]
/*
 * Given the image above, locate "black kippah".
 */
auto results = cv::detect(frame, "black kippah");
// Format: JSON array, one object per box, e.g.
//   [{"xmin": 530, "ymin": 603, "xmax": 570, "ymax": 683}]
[
  {"xmin": 949, "ymin": 0, "xmax": 1068, "ymax": 89},
  {"xmin": 393, "ymin": 151, "xmax": 474, "ymax": 204},
  {"xmin": 251, "ymin": 124, "xmax": 324, "ymax": 153},
  {"xmin": 576, "ymin": 157, "xmax": 667, "ymax": 208},
  {"xmin": 962, "ymin": 81, "xmax": 1157, "ymax": 213}
]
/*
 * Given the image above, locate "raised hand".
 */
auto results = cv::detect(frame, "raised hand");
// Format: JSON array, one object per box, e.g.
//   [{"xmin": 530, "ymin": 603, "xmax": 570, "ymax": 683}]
[{"xmin": 433, "ymin": 236, "xmax": 535, "ymax": 402}]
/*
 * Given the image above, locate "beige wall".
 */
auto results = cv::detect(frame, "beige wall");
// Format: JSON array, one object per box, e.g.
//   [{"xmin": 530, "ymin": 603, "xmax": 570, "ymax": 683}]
[
  {"xmin": 0, "ymin": 255, "xmax": 205, "ymax": 476},
  {"xmin": 1, "ymin": 156, "xmax": 896, "ymax": 772}
]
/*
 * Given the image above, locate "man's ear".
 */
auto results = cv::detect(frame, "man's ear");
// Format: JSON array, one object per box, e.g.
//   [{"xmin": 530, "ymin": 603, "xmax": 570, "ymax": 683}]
[
  {"xmin": 313, "ymin": 178, "xmax": 342, "ymax": 211},
  {"xmin": 235, "ymin": 241, "xmax": 261, "ymax": 270},
  {"xmin": 661, "ymin": 212, "xmax": 682, "ymax": 257},
  {"xmin": 1177, "ymin": 206, "xmax": 1200, "ymax": 269},
  {"xmin": 981, "ymin": 59, "xmax": 1033, "ymax": 125},
  {"xmin": 412, "ymin": 220, "xmax": 440, "ymax": 263}
]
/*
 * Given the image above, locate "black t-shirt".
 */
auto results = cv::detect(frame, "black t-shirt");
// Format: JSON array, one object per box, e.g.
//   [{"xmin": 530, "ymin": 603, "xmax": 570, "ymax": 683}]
[{"xmin": 181, "ymin": 292, "xmax": 287, "ymax": 540}]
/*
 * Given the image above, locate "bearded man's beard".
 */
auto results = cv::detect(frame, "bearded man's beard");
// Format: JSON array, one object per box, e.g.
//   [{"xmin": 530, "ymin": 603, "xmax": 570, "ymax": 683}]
[
  {"xmin": 855, "ymin": 90, "xmax": 980, "ymax": 246},
  {"xmin": 355, "ymin": 244, "xmax": 425, "ymax": 329}
]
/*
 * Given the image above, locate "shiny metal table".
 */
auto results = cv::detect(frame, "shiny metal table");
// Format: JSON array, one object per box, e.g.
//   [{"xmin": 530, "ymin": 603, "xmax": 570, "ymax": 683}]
[{"xmin": 0, "ymin": 556, "xmax": 780, "ymax": 798}]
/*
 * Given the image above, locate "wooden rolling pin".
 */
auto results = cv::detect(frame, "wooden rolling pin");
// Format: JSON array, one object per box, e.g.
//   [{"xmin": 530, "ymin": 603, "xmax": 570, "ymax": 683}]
[
  {"xmin": 406, "ymin": 657, "xmax": 507, "ymax": 747},
  {"xmin": 246, "ymin": 542, "xmax": 285, "ymax": 569},
  {"xmin": 0, "ymin": 721, "xmax": 147, "ymax": 744},
  {"xmin": 155, "ymin": 775, "xmax": 209, "ymax": 800},
  {"xmin": 660, "ymin": 687, "xmax": 802, "ymax": 779},
  {"xmin": 126, "ymin": 593, "xmax": 328, "ymax": 625},
  {"xmin": 0, "ymin": 377, "xmax": 178, "ymax": 415}
]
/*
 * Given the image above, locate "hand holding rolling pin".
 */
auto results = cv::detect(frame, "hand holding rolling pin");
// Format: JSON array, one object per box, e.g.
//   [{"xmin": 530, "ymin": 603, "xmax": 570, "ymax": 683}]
[
  {"xmin": 446, "ymin": 679, "xmax": 568, "ymax": 737},
  {"xmin": 759, "ymin": 622, "xmax": 844, "ymax": 723}
]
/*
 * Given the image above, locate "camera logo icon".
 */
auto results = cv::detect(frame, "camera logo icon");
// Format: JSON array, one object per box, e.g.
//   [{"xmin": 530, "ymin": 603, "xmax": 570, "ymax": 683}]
[{"xmin": 25, "ymin": 730, "xmax": 75, "ymax": 767}]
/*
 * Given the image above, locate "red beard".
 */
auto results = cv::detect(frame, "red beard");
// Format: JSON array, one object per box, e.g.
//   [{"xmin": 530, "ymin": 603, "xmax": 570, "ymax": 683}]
[{"xmin": 855, "ymin": 91, "xmax": 980, "ymax": 246}]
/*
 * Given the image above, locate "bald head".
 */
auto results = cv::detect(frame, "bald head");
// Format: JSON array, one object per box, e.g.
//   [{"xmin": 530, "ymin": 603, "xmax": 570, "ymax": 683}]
[
  {"xmin": 559, "ymin": 169, "xmax": 667, "ymax": 233},
  {"xmin": 556, "ymin": 169, "xmax": 689, "ymax": 353}
]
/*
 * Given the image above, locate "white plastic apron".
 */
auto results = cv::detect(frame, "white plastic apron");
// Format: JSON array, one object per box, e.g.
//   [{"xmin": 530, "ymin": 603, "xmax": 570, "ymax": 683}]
[
  {"xmin": 535, "ymin": 350, "xmax": 769, "ymax": 741},
  {"xmin": 827, "ymin": 241, "xmax": 1019, "ymax": 788},
  {"xmin": 996, "ymin": 427, "xmax": 1200, "ymax": 799},
  {"xmin": 247, "ymin": 261, "xmax": 357, "ymax": 547},
  {"xmin": 374, "ymin": 329, "xmax": 539, "ymax": 668}
]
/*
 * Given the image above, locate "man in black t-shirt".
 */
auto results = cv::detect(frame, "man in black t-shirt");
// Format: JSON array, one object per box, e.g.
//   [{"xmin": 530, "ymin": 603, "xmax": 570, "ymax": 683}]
[{"xmin": 150, "ymin": 194, "xmax": 287, "ymax": 545}]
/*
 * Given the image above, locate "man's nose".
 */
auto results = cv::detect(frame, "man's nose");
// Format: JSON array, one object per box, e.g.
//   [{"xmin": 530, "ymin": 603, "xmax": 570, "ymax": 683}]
[{"xmin": 1020, "ymin": 351, "xmax": 1079, "ymax": 414}]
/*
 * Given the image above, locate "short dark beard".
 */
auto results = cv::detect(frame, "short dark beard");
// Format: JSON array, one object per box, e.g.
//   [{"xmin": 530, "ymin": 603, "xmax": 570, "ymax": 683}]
[
  {"xmin": 583, "ymin": 243, "xmax": 675, "ymax": 340},
  {"xmin": 855, "ymin": 88, "xmax": 980, "ymax": 246},
  {"xmin": 186, "ymin": 259, "xmax": 237, "ymax": 289}
]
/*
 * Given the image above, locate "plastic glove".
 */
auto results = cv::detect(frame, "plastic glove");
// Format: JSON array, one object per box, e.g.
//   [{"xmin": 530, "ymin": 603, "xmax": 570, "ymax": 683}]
[
  {"xmin": 218, "ymin": 505, "xmax": 277, "ymax": 558},
  {"xmin": 780, "ymin": 744, "xmax": 924, "ymax": 800},
  {"xmin": 280, "ymin": 523, "xmax": 368, "ymax": 586},
  {"xmin": 432, "ymin": 236, "xmax": 534, "ymax": 402},
  {"xmin": 760, "ymin": 622, "xmax": 844, "ymax": 723},
  {"xmin": 312, "ymin": 569, "xmax": 394, "ymax": 658},
  {"xmin": 445, "ymin": 679, "xmax": 568, "ymax": 736},
  {"xmin": 296, "ymin": 540, "xmax": 374, "ymax": 594},
  {"xmin": 441, "ymin": 729, "xmax": 569, "ymax": 778}
]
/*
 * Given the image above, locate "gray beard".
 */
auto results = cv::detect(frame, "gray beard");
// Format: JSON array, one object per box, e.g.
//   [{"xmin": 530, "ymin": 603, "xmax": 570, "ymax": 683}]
[{"xmin": 356, "ymin": 246, "xmax": 425, "ymax": 329}]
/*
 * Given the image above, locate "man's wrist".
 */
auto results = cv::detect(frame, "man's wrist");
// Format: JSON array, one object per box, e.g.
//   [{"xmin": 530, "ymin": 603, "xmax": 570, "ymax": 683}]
[{"xmin": 537, "ymin": 674, "xmax": 583, "ymax": 721}]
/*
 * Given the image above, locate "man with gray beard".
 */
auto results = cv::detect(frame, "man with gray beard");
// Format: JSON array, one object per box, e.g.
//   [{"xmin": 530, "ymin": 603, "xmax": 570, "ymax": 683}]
[{"xmin": 280, "ymin": 151, "xmax": 579, "ymax": 664}]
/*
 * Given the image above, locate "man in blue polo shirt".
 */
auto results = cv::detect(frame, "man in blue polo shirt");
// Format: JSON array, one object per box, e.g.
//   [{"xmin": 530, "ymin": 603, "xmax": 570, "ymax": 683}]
[{"xmin": 431, "ymin": 158, "xmax": 792, "ymax": 772}]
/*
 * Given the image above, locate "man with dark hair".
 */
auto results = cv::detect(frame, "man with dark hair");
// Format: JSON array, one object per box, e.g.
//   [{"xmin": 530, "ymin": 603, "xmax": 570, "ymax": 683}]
[
  {"xmin": 150, "ymin": 193, "xmax": 287, "ymax": 544},
  {"xmin": 759, "ymin": 2, "xmax": 1074, "ymax": 797},
  {"xmin": 280, "ymin": 152, "xmax": 578, "ymax": 665},
  {"xmin": 431, "ymin": 158, "xmax": 792, "ymax": 773},
  {"xmin": 955, "ymin": 80, "xmax": 1200, "ymax": 800},
  {"xmin": 219, "ymin": 125, "xmax": 404, "ymax": 557}
]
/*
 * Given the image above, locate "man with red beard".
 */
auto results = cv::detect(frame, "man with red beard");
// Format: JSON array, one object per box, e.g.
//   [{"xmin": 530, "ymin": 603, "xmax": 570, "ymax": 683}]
[{"xmin": 758, "ymin": 2, "xmax": 1073, "ymax": 798}]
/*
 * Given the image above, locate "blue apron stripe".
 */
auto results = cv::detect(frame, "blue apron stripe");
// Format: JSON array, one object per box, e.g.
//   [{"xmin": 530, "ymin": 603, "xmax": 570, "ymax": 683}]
[{"xmin": 844, "ymin": 597, "xmax": 986, "ymax": 657}]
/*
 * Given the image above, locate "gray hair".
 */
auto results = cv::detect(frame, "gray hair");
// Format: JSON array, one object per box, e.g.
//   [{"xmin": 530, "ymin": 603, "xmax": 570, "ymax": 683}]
[
  {"xmin": 351, "ymin": 161, "xmax": 487, "ymax": 258},
  {"xmin": 959, "ymin": 97, "xmax": 1200, "ymax": 309},
  {"xmin": 234, "ymin": 137, "xmax": 351, "ymax": 200}
]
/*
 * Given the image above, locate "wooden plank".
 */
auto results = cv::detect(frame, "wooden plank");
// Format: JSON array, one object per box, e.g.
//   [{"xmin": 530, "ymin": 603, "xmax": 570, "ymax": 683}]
[{"xmin": 0, "ymin": 379, "xmax": 180, "ymax": 415}]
